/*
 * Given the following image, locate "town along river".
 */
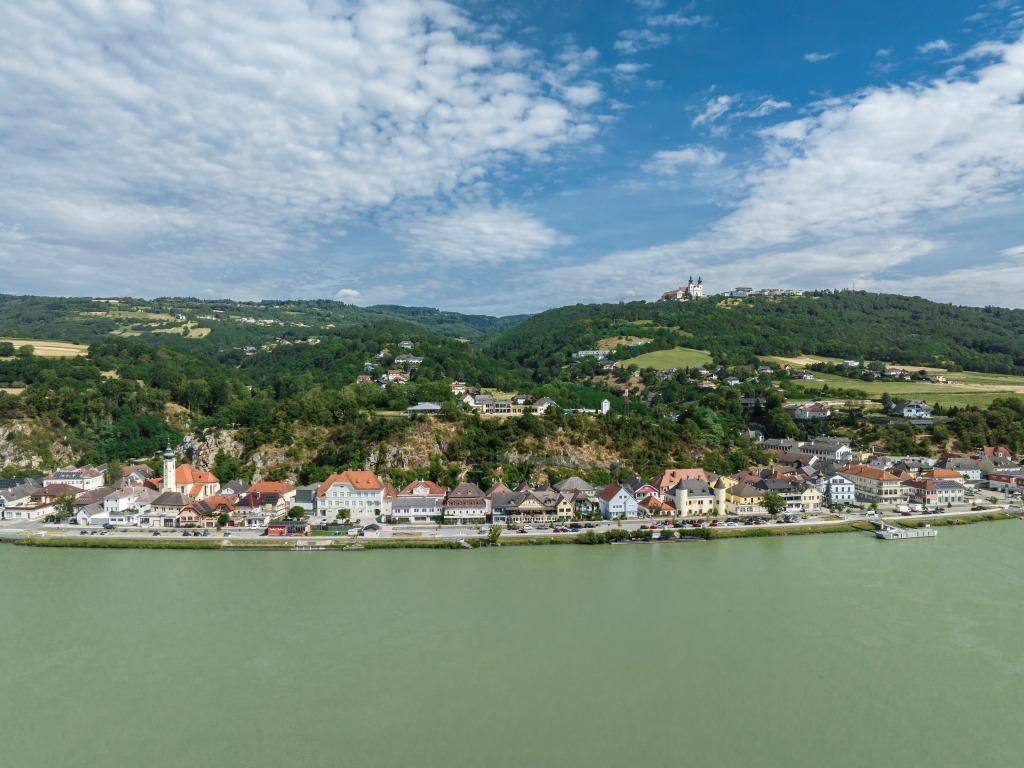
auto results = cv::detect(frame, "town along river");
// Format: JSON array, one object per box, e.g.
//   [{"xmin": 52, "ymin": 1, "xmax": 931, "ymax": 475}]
[{"xmin": 2, "ymin": 522, "xmax": 1022, "ymax": 767}]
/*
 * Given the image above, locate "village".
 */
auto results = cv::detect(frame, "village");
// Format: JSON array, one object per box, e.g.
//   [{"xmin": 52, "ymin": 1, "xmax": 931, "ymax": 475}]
[{"xmin": 1, "ymin": 435, "xmax": 1020, "ymax": 542}]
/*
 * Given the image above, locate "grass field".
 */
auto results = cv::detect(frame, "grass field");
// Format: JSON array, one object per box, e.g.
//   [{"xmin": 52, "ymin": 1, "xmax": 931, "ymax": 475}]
[
  {"xmin": 618, "ymin": 346, "xmax": 712, "ymax": 370},
  {"xmin": 0, "ymin": 338, "xmax": 88, "ymax": 357},
  {"xmin": 596, "ymin": 335, "xmax": 652, "ymax": 350},
  {"xmin": 1, "ymin": 387, "xmax": 25, "ymax": 395},
  {"xmin": 780, "ymin": 364, "xmax": 1024, "ymax": 407}
]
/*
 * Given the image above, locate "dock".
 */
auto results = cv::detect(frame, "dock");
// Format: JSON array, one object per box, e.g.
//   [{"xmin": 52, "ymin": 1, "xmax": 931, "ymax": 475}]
[{"xmin": 870, "ymin": 519, "xmax": 937, "ymax": 540}]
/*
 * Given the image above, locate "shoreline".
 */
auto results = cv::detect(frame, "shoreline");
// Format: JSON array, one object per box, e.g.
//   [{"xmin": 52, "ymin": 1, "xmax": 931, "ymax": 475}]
[{"xmin": 4, "ymin": 511, "xmax": 1015, "ymax": 551}]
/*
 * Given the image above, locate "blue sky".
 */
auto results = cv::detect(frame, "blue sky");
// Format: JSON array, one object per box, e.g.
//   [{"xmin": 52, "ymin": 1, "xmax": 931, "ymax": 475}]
[{"xmin": 1, "ymin": 0, "xmax": 1023, "ymax": 314}]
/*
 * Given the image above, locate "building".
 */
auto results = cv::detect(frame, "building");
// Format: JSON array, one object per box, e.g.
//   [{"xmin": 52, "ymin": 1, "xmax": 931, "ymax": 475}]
[
  {"xmin": 904, "ymin": 479, "xmax": 965, "ymax": 506},
  {"xmin": 140, "ymin": 492, "xmax": 188, "ymax": 527},
  {"xmin": 266, "ymin": 519, "xmax": 311, "ymax": 536},
  {"xmin": 660, "ymin": 276, "xmax": 705, "ymax": 301},
  {"xmin": 650, "ymin": 468, "xmax": 712, "ymax": 499},
  {"xmin": 985, "ymin": 470, "xmax": 1024, "ymax": 493},
  {"xmin": 793, "ymin": 402, "xmax": 832, "ymax": 420},
  {"xmin": 839, "ymin": 465, "xmax": 908, "ymax": 504},
  {"xmin": 597, "ymin": 483, "xmax": 639, "ymax": 519},
  {"xmin": 890, "ymin": 400, "xmax": 933, "ymax": 419},
  {"xmin": 815, "ymin": 475, "xmax": 856, "ymax": 506},
  {"xmin": 44, "ymin": 465, "xmax": 106, "ymax": 491},
  {"xmin": 157, "ymin": 449, "xmax": 220, "ymax": 499},
  {"xmin": 314, "ymin": 471, "xmax": 387, "ymax": 526},
  {"xmin": 391, "ymin": 480, "xmax": 446, "ymax": 524},
  {"xmin": 406, "ymin": 402, "xmax": 443, "ymax": 415},
  {"xmin": 671, "ymin": 479, "xmax": 719, "ymax": 518},
  {"xmin": 797, "ymin": 437, "xmax": 853, "ymax": 463},
  {"xmin": 444, "ymin": 482, "xmax": 489, "ymax": 525}
]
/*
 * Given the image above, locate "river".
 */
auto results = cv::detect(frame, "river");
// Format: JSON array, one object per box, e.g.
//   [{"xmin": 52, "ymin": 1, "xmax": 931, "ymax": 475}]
[{"xmin": 1, "ymin": 523, "xmax": 1022, "ymax": 767}]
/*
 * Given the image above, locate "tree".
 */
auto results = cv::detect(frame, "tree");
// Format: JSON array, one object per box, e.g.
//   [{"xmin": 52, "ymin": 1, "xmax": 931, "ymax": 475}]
[
  {"xmin": 335, "ymin": 509, "xmax": 351, "ymax": 523},
  {"xmin": 287, "ymin": 505, "xmax": 307, "ymax": 519},
  {"xmin": 216, "ymin": 512, "xmax": 230, "ymax": 528},
  {"xmin": 0, "ymin": 341, "xmax": 14, "ymax": 356},
  {"xmin": 51, "ymin": 495, "xmax": 76, "ymax": 522},
  {"xmin": 761, "ymin": 490, "xmax": 786, "ymax": 519},
  {"xmin": 487, "ymin": 524, "xmax": 502, "ymax": 544}
]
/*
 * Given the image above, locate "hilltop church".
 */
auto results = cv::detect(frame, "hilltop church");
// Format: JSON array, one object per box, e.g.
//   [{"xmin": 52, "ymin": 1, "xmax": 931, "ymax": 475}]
[{"xmin": 660, "ymin": 276, "xmax": 705, "ymax": 302}]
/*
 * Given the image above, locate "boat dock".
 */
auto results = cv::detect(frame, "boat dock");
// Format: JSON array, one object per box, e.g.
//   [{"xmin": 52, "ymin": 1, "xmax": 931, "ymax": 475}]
[{"xmin": 870, "ymin": 519, "xmax": 937, "ymax": 540}]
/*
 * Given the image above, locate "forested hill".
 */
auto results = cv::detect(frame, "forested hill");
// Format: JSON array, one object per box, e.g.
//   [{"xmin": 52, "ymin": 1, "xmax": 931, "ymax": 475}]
[{"xmin": 488, "ymin": 291, "xmax": 1024, "ymax": 377}]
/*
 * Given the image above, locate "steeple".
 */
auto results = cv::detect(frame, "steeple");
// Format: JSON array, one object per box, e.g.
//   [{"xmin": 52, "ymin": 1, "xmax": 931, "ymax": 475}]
[{"xmin": 161, "ymin": 444, "xmax": 176, "ymax": 493}]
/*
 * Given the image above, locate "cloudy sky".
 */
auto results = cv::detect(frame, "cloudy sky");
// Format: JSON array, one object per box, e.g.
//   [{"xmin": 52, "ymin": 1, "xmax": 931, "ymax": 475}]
[{"xmin": 1, "ymin": 0, "xmax": 1023, "ymax": 314}]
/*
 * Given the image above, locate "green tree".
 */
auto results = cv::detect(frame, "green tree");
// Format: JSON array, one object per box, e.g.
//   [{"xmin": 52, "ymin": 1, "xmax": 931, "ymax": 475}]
[
  {"xmin": 336, "ymin": 509, "xmax": 351, "ymax": 523},
  {"xmin": 487, "ymin": 524, "xmax": 502, "ymax": 544},
  {"xmin": 761, "ymin": 490, "xmax": 786, "ymax": 519},
  {"xmin": 287, "ymin": 505, "xmax": 307, "ymax": 519},
  {"xmin": 52, "ymin": 494, "xmax": 76, "ymax": 522},
  {"xmin": 216, "ymin": 512, "xmax": 230, "ymax": 528},
  {"xmin": 0, "ymin": 341, "xmax": 15, "ymax": 356}
]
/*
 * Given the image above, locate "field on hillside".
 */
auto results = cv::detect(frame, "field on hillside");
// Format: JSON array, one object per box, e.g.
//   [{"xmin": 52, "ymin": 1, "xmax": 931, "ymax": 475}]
[
  {"xmin": 618, "ymin": 346, "xmax": 712, "ymax": 370},
  {"xmin": 792, "ymin": 370, "xmax": 1024, "ymax": 407},
  {"xmin": 596, "ymin": 335, "xmax": 651, "ymax": 350},
  {"xmin": 0, "ymin": 338, "xmax": 88, "ymax": 357}
]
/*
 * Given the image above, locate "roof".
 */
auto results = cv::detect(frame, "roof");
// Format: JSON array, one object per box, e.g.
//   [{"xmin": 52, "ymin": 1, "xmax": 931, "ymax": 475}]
[
  {"xmin": 316, "ymin": 471, "xmax": 385, "ymax": 497},
  {"xmin": 841, "ymin": 464, "xmax": 902, "ymax": 482},
  {"xmin": 597, "ymin": 483, "xmax": 626, "ymax": 502},
  {"xmin": 152, "ymin": 491, "xmax": 188, "ymax": 508},
  {"xmin": 489, "ymin": 491, "xmax": 527, "ymax": 508},
  {"xmin": 486, "ymin": 481, "xmax": 512, "ymax": 497},
  {"xmin": 921, "ymin": 468, "xmax": 963, "ymax": 480},
  {"xmin": 553, "ymin": 476, "xmax": 595, "ymax": 493},
  {"xmin": 175, "ymin": 464, "xmax": 219, "ymax": 486},
  {"xmin": 447, "ymin": 482, "xmax": 486, "ymax": 500},
  {"xmin": 32, "ymin": 483, "xmax": 82, "ymax": 498},
  {"xmin": 248, "ymin": 481, "xmax": 295, "ymax": 495},
  {"xmin": 391, "ymin": 495, "xmax": 444, "ymax": 510},
  {"xmin": 672, "ymin": 479, "xmax": 713, "ymax": 496},
  {"xmin": 399, "ymin": 479, "xmax": 447, "ymax": 496},
  {"xmin": 651, "ymin": 468, "xmax": 708, "ymax": 488}
]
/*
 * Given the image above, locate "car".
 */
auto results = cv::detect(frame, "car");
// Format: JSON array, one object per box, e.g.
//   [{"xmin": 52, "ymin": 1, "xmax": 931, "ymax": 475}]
[
  {"xmin": 517, "ymin": 527, "xmax": 529, "ymax": 534},
  {"xmin": 202, "ymin": 530, "xmax": 210, "ymax": 537},
  {"xmin": 151, "ymin": 531, "xmax": 161, "ymax": 536},
  {"xmin": 79, "ymin": 530, "xmax": 88, "ymax": 536},
  {"xmin": 569, "ymin": 523, "xmax": 581, "ymax": 530},
  {"xmin": 583, "ymin": 522, "xmax": 596, "ymax": 528},
  {"xmin": 709, "ymin": 520, "xmax": 719, "ymax": 527},
  {"xmin": 478, "ymin": 527, "xmax": 489, "ymax": 535},
  {"xmin": 640, "ymin": 524, "xmax": 651, "ymax": 530}
]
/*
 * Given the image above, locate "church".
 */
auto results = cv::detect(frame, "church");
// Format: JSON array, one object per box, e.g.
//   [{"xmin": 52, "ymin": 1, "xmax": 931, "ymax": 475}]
[{"xmin": 660, "ymin": 276, "xmax": 705, "ymax": 302}]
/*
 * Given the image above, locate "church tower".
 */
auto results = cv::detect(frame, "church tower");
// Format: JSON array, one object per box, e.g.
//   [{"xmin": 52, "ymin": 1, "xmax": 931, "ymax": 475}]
[{"xmin": 162, "ymin": 446, "xmax": 176, "ymax": 493}]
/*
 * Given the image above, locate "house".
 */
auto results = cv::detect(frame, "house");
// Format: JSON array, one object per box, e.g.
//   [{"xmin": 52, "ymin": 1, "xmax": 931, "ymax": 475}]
[
  {"xmin": 572, "ymin": 349, "xmax": 609, "ymax": 360},
  {"xmin": 489, "ymin": 491, "xmax": 526, "ymax": 526},
  {"xmin": 356, "ymin": 374, "xmax": 374, "ymax": 384},
  {"xmin": 391, "ymin": 480, "xmax": 447, "ymax": 524},
  {"xmin": 935, "ymin": 457, "xmax": 984, "ymax": 482},
  {"xmin": 76, "ymin": 502, "xmax": 110, "ymax": 527},
  {"xmin": 140, "ymin": 492, "xmax": 188, "ymax": 527},
  {"xmin": 671, "ymin": 479, "xmax": 720, "ymax": 518},
  {"xmin": 44, "ymin": 465, "xmax": 106, "ymax": 491},
  {"xmin": 796, "ymin": 437, "xmax": 853, "ymax": 463},
  {"xmin": 384, "ymin": 369, "xmax": 409, "ymax": 384},
  {"xmin": 756, "ymin": 479, "xmax": 822, "ymax": 514},
  {"xmin": 394, "ymin": 354, "xmax": 424, "ymax": 365},
  {"xmin": 0, "ymin": 482, "xmax": 40, "ymax": 520},
  {"xmin": 232, "ymin": 492, "xmax": 286, "ymax": 528},
  {"xmin": 553, "ymin": 476, "xmax": 597, "ymax": 500},
  {"xmin": 815, "ymin": 474, "xmax": 856, "ymax": 506},
  {"xmin": 502, "ymin": 489, "xmax": 572, "ymax": 526},
  {"xmin": 639, "ymin": 496, "xmax": 675, "ymax": 516},
  {"xmin": 839, "ymin": 465, "xmax": 909, "ymax": 504},
  {"xmin": 406, "ymin": 402, "xmax": 443, "ymax": 415},
  {"xmin": 650, "ymin": 468, "xmax": 711, "ymax": 499},
  {"xmin": 890, "ymin": 400, "xmax": 933, "ymax": 419},
  {"xmin": 597, "ymin": 483, "xmax": 639, "ymax": 519},
  {"xmin": 247, "ymin": 481, "xmax": 295, "ymax": 504},
  {"xmin": 978, "ymin": 446, "xmax": 1014, "ymax": 464},
  {"xmin": 398, "ymin": 340, "xmax": 415, "ymax": 350},
  {"xmin": 444, "ymin": 482, "xmax": 489, "ymax": 525},
  {"xmin": 314, "ymin": 471, "xmax": 387, "ymax": 526},
  {"xmin": 904, "ymin": 479, "xmax": 965, "ymax": 506},
  {"xmin": 723, "ymin": 483, "xmax": 765, "ymax": 516},
  {"xmin": 120, "ymin": 464, "xmax": 155, "ymax": 486},
  {"xmin": 179, "ymin": 494, "xmax": 235, "ymax": 528},
  {"xmin": 793, "ymin": 402, "xmax": 831, "ymax": 420}
]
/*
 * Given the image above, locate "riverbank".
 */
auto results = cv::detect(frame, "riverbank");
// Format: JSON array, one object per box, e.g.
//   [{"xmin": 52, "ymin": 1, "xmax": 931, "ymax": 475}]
[{"xmin": 7, "ymin": 510, "xmax": 1015, "ymax": 550}]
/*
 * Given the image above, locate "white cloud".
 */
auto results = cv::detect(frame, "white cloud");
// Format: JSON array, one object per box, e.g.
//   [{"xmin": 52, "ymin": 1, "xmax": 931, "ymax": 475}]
[
  {"xmin": 615, "ymin": 28, "xmax": 672, "ymax": 54},
  {"xmin": 876, "ymin": 48, "xmax": 895, "ymax": 57},
  {"xmin": 398, "ymin": 204, "xmax": 571, "ymax": 264},
  {"xmin": 692, "ymin": 94, "xmax": 735, "ymax": 126},
  {"xmin": 642, "ymin": 145, "xmax": 724, "ymax": 175},
  {"xmin": 646, "ymin": 13, "xmax": 709, "ymax": 27},
  {"xmin": 334, "ymin": 288, "xmax": 363, "ymax": 303},
  {"xmin": 1002, "ymin": 244, "xmax": 1024, "ymax": 257},
  {"xmin": 502, "ymin": 35, "xmax": 1024, "ymax": 312},
  {"xmin": 744, "ymin": 98, "xmax": 792, "ymax": 117},
  {"xmin": 614, "ymin": 62, "xmax": 650, "ymax": 76},
  {"xmin": 918, "ymin": 39, "xmax": 952, "ymax": 54},
  {"xmin": 804, "ymin": 51, "xmax": 836, "ymax": 63},
  {"xmin": 0, "ymin": 0, "xmax": 598, "ymax": 297}
]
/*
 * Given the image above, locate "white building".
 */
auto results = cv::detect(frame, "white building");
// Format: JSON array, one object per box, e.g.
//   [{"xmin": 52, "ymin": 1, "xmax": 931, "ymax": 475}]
[
  {"xmin": 597, "ymin": 483, "xmax": 639, "ymax": 519},
  {"xmin": 314, "ymin": 471, "xmax": 388, "ymax": 526}
]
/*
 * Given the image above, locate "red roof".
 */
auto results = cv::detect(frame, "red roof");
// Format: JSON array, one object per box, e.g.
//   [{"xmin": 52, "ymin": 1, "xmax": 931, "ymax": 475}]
[
  {"xmin": 841, "ymin": 464, "xmax": 901, "ymax": 482},
  {"xmin": 248, "ymin": 481, "xmax": 294, "ymax": 495},
  {"xmin": 399, "ymin": 479, "xmax": 447, "ymax": 496},
  {"xmin": 316, "ymin": 471, "xmax": 384, "ymax": 497},
  {"xmin": 598, "ymin": 483, "xmax": 625, "ymax": 502}
]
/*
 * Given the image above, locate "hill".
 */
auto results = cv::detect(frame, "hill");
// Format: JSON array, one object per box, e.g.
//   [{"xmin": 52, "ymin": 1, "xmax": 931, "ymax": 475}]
[{"xmin": 488, "ymin": 290, "xmax": 1024, "ymax": 376}]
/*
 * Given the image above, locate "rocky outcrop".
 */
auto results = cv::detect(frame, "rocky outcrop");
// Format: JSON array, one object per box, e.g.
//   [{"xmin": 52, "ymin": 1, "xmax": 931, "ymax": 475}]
[
  {"xmin": 0, "ymin": 420, "xmax": 75, "ymax": 468},
  {"xmin": 179, "ymin": 429, "xmax": 243, "ymax": 471}
]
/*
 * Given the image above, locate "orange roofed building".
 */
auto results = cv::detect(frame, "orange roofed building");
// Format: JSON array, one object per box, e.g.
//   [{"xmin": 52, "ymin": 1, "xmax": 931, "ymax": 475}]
[
  {"xmin": 151, "ymin": 448, "xmax": 220, "ymax": 500},
  {"xmin": 313, "ymin": 470, "xmax": 388, "ymax": 526}
]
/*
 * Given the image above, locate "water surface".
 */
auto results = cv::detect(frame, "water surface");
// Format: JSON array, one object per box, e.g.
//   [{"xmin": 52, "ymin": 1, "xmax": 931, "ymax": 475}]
[{"xmin": 2, "ymin": 524, "xmax": 1022, "ymax": 767}]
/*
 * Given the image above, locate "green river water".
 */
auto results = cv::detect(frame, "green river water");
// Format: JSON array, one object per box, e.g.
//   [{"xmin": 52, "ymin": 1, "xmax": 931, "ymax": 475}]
[{"xmin": 2, "ymin": 523, "xmax": 1023, "ymax": 767}]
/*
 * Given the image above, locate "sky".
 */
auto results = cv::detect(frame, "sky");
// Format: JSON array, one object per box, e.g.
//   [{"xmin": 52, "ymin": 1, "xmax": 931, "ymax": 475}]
[{"xmin": 1, "ymin": 0, "xmax": 1024, "ymax": 315}]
